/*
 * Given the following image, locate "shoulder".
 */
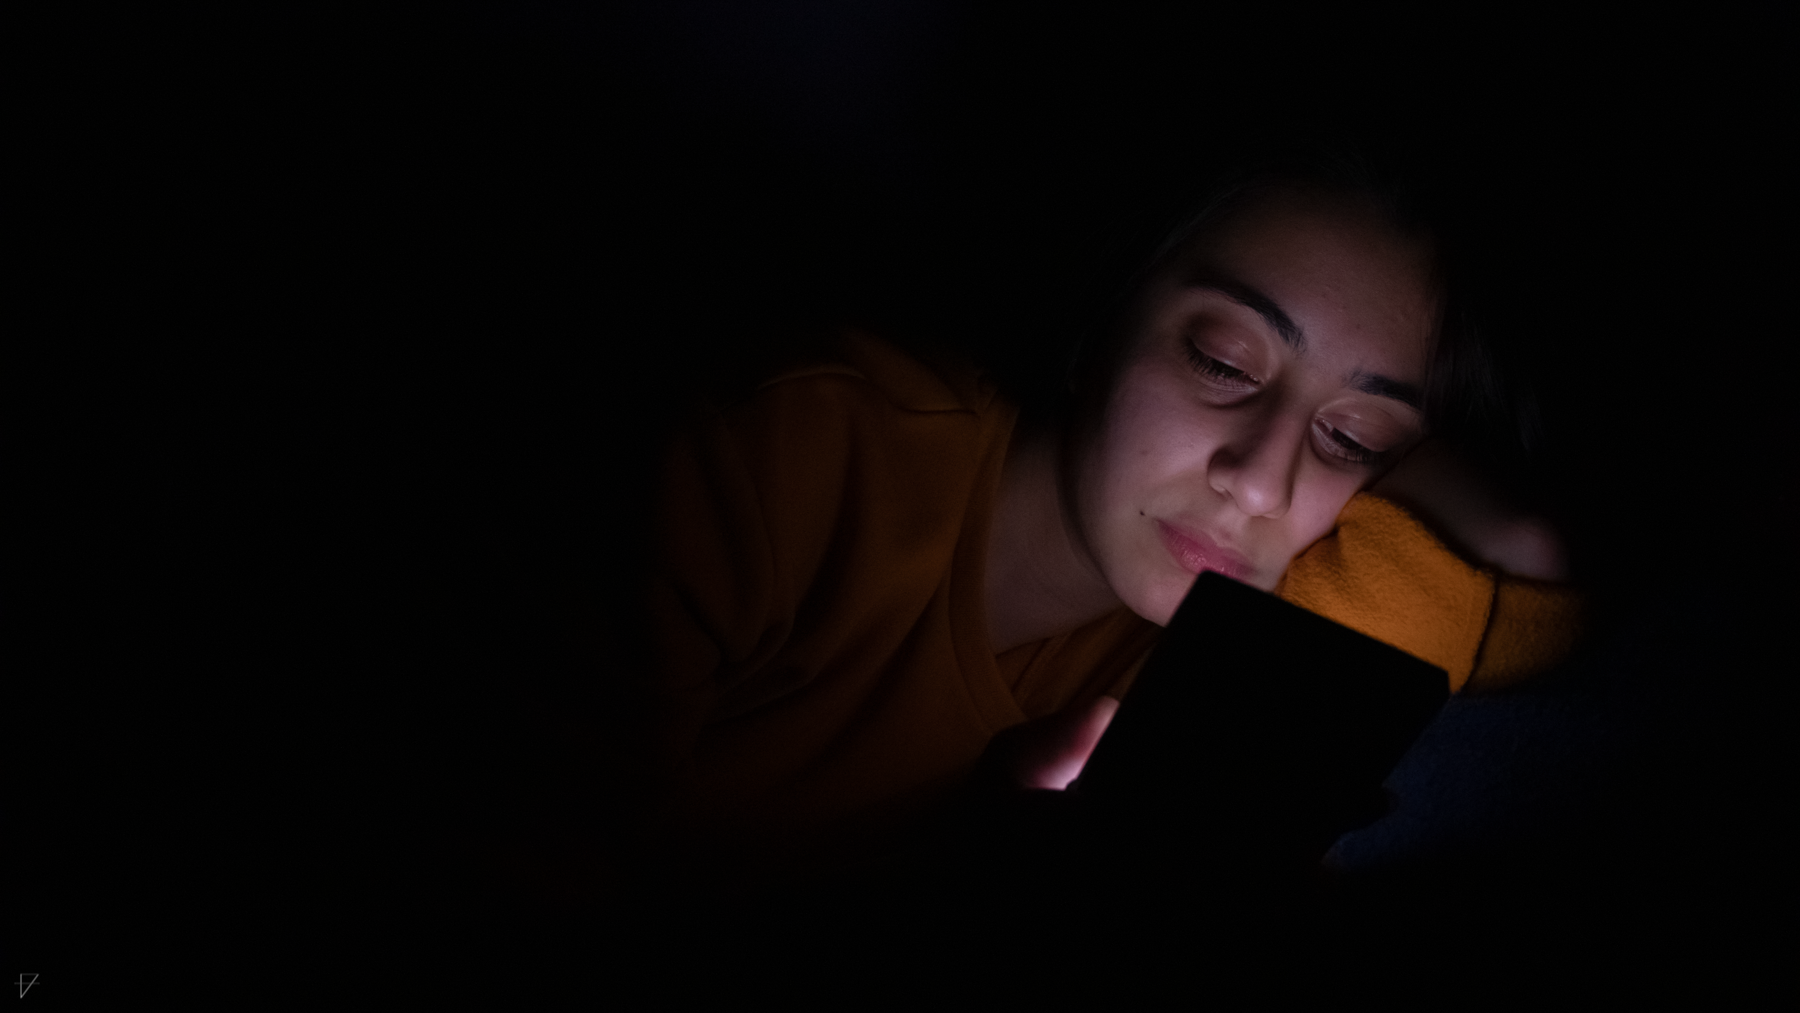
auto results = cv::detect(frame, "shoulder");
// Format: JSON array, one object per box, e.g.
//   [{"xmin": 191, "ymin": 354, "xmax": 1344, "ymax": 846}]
[
  {"xmin": 650, "ymin": 329, "xmax": 1016, "ymax": 687},
  {"xmin": 657, "ymin": 330, "xmax": 1016, "ymax": 572},
  {"xmin": 679, "ymin": 330, "xmax": 1012, "ymax": 496},
  {"xmin": 734, "ymin": 329, "xmax": 1001, "ymax": 418}
]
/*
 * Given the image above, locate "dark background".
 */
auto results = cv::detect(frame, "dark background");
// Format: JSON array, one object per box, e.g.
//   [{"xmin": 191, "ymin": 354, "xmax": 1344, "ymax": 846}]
[{"xmin": 22, "ymin": 2, "xmax": 1793, "ymax": 984}]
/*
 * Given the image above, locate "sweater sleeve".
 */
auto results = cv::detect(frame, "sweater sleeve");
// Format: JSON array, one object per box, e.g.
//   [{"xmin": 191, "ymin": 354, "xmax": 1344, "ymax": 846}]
[
  {"xmin": 1465, "ymin": 576, "xmax": 1587, "ymax": 692},
  {"xmin": 1276, "ymin": 493, "xmax": 1585, "ymax": 693}
]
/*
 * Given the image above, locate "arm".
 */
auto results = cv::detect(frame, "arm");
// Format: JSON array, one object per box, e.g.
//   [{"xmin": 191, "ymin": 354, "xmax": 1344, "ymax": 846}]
[
  {"xmin": 1279, "ymin": 442, "xmax": 1585, "ymax": 693},
  {"xmin": 1368, "ymin": 439, "xmax": 1569, "ymax": 582}
]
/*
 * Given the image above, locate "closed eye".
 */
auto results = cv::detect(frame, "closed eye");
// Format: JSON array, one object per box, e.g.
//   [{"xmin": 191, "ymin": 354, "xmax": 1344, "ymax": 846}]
[
  {"xmin": 1313, "ymin": 418, "xmax": 1381, "ymax": 466},
  {"xmin": 1184, "ymin": 343, "xmax": 1260, "ymax": 387}
]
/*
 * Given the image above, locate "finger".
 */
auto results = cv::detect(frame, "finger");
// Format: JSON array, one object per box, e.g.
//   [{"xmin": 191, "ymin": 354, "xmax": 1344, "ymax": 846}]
[{"xmin": 1023, "ymin": 696, "xmax": 1120, "ymax": 791}]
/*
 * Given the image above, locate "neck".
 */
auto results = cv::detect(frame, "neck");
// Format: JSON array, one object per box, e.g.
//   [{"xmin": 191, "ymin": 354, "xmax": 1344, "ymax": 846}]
[{"xmin": 984, "ymin": 417, "xmax": 1123, "ymax": 655}]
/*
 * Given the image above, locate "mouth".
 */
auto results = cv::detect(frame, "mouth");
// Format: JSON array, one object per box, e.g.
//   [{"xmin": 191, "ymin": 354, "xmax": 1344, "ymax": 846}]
[{"xmin": 1154, "ymin": 520, "xmax": 1253, "ymax": 582}]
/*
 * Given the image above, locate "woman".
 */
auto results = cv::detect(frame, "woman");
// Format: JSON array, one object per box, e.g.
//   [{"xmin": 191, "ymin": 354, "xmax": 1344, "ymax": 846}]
[{"xmin": 585, "ymin": 144, "xmax": 1583, "ymax": 901}]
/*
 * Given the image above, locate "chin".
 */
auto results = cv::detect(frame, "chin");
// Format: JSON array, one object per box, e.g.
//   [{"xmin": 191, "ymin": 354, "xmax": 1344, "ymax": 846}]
[
  {"xmin": 1130, "ymin": 567, "xmax": 1279, "ymax": 626},
  {"xmin": 1241, "ymin": 567, "xmax": 1279, "ymax": 593},
  {"xmin": 1129, "ymin": 575, "xmax": 1194, "ymax": 628}
]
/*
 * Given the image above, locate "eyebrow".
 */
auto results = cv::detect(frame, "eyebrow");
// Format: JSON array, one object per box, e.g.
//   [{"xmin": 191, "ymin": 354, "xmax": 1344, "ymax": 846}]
[
  {"xmin": 1183, "ymin": 269, "xmax": 1305, "ymax": 351},
  {"xmin": 1184, "ymin": 269, "xmax": 1425, "ymax": 412},
  {"xmin": 1349, "ymin": 371, "xmax": 1425, "ymax": 411}
]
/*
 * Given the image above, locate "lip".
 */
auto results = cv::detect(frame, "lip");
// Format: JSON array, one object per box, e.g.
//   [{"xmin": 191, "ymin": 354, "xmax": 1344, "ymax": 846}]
[{"xmin": 1154, "ymin": 520, "xmax": 1253, "ymax": 582}]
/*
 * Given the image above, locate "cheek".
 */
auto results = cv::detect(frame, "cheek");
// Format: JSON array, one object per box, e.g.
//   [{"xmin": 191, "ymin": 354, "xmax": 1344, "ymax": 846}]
[
  {"xmin": 1283, "ymin": 473, "xmax": 1368, "ymax": 557},
  {"xmin": 1087, "ymin": 408, "xmax": 1202, "ymax": 528},
  {"xmin": 1090, "ymin": 388, "xmax": 1215, "ymax": 507}
]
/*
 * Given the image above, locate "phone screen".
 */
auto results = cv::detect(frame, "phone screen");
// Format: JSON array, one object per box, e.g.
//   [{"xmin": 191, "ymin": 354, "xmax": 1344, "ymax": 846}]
[{"xmin": 1071, "ymin": 571, "xmax": 1448, "ymax": 864}]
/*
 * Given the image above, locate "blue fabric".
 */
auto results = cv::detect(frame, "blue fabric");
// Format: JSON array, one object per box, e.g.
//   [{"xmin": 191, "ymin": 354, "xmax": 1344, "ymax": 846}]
[{"xmin": 1328, "ymin": 580, "xmax": 1786, "ymax": 898}]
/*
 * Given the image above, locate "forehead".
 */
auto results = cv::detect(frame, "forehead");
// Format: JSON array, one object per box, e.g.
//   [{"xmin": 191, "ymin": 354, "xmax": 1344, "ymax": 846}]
[{"xmin": 1171, "ymin": 187, "xmax": 1440, "ymax": 375}]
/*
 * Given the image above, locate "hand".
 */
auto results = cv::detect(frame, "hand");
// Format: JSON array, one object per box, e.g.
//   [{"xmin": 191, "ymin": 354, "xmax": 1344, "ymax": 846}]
[
  {"xmin": 876, "ymin": 698, "xmax": 1122, "ymax": 930},
  {"xmin": 980, "ymin": 696, "xmax": 1120, "ymax": 791},
  {"xmin": 1370, "ymin": 439, "xmax": 1570, "ymax": 581}
]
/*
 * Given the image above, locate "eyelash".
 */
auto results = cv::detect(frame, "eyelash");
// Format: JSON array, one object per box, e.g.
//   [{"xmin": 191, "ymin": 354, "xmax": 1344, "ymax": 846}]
[
  {"xmin": 1187, "ymin": 341, "xmax": 1384, "ymax": 467},
  {"xmin": 1184, "ymin": 343, "xmax": 1258, "ymax": 386},
  {"xmin": 1315, "ymin": 419, "xmax": 1380, "ymax": 466}
]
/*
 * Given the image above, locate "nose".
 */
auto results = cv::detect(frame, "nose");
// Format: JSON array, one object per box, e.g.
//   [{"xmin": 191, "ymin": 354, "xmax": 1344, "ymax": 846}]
[{"xmin": 1208, "ymin": 412, "xmax": 1304, "ymax": 519}]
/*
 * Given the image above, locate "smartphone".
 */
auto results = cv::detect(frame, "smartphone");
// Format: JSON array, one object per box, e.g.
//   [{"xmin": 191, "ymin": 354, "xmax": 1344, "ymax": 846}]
[{"xmin": 1070, "ymin": 571, "xmax": 1448, "ymax": 866}]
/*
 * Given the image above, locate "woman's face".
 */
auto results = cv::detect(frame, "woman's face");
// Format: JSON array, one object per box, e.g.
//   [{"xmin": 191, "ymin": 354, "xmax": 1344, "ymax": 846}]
[{"xmin": 1069, "ymin": 186, "xmax": 1438, "ymax": 625}]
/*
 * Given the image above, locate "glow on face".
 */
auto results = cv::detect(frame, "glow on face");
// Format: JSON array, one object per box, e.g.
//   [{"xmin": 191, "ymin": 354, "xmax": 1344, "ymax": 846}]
[{"xmin": 1069, "ymin": 188, "xmax": 1437, "ymax": 625}]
